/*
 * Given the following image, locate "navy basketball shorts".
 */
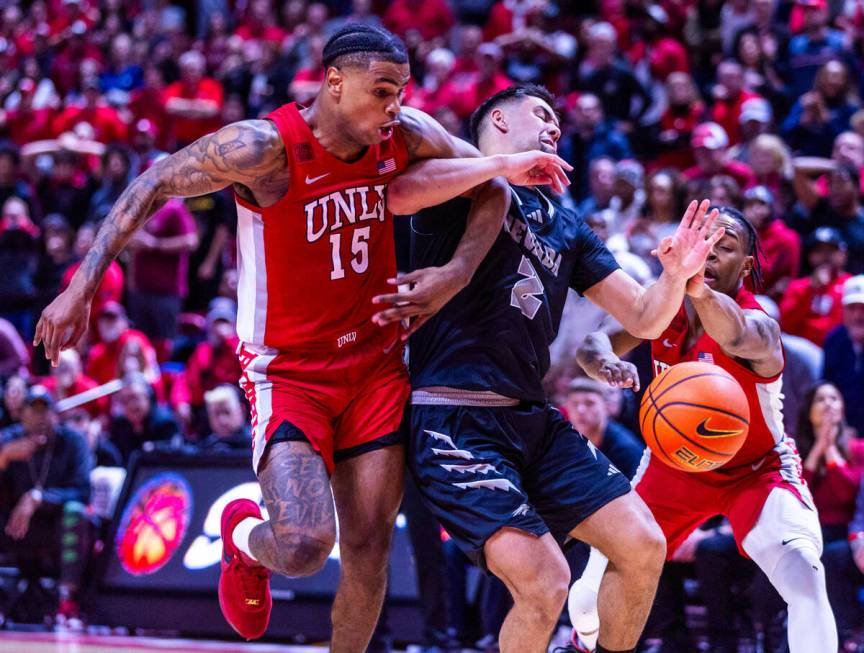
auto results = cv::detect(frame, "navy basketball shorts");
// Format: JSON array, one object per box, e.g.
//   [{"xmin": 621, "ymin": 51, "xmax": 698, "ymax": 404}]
[{"xmin": 407, "ymin": 399, "xmax": 631, "ymax": 570}]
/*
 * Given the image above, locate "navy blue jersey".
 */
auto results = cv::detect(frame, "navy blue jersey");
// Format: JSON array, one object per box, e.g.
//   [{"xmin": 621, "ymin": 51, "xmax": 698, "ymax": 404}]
[{"xmin": 408, "ymin": 186, "xmax": 620, "ymax": 402}]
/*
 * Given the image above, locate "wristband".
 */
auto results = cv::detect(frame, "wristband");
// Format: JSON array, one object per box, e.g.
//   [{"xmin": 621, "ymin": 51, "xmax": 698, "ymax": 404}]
[{"xmin": 28, "ymin": 488, "xmax": 43, "ymax": 504}]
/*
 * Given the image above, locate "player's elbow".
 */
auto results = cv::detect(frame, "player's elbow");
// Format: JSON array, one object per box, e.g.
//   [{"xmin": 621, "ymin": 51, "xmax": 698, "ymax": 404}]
[
  {"xmin": 386, "ymin": 178, "xmax": 421, "ymax": 215},
  {"xmin": 627, "ymin": 322, "xmax": 665, "ymax": 341}
]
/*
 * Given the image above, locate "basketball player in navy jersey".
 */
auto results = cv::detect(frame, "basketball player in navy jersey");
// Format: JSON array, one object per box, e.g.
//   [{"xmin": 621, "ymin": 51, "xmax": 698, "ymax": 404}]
[
  {"xmin": 376, "ymin": 84, "xmax": 724, "ymax": 653},
  {"xmin": 572, "ymin": 207, "xmax": 837, "ymax": 653}
]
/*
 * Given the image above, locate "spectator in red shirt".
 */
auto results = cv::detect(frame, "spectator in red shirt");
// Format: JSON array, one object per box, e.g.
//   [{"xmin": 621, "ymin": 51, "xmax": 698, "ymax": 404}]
[
  {"xmin": 383, "ymin": 0, "xmax": 455, "ymax": 42},
  {"xmin": 0, "ymin": 79, "xmax": 56, "ymax": 146},
  {"xmin": 85, "ymin": 301, "xmax": 157, "ymax": 386},
  {"xmin": 235, "ymin": 0, "xmax": 286, "ymax": 46},
  {"xmin": 742, "ymin": 185, "xmax": 801, "ymax": 301},
  {"xmin": 126, "ymin": 197, "xmax": 198, "ymax": 360},
  {"xmin": 408, "ymin": 48, "xmax": 456, "ymax": 115},
  {"xmin": 61, "ymin": 223, "xmax": 124, "ymax": 335},
  {"xmin": 162, "ymin": 51, "xmax": 224, "ymax": 148},
  {"xmin": 439, "ymin": 43, "xmax": 512, "ymax": 120},
  {"xmin": 653, "ymin": 72, "xmax": 704, "ymax": 171},
  {"xmin": 184, "ymin": 299, "xmax": 241, "ymax": 411},
  {"xmin": 49, "ymin": 21, "xmax": 103, "ymax": 97},
  {"xmin": 39, "ymin": 349, "xmax": 105, "ymax": 417},
  {"xmin": 52, "ymin": 79, "xmax": 128, "ymax": 145},
  {"xmin": 795, "ymin": 380, "xmax": 864, "ymax": 645},
  {"xmin": 452, "ymin": 25, "xmax": 482, "ymax": 76},
  {"xmin": 129, "ymin": 65, "xmax": 170, "ymax": 151},
  {"xmin": 709, "ymin": 60, "xmax": 762, "ymax": 146},
  {"xmin": 780, "ymin": 226, "xmax": 850, "ymax": 345},
  {"xmin": 683, "ymin": 122, "xmax": 757, "ymax": 189}
]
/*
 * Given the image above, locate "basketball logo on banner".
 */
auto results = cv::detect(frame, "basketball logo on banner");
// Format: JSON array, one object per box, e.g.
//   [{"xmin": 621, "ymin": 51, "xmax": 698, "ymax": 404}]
[{"xmin": 116, "ymin": 473, "xmax": 194, "ymax": 575}]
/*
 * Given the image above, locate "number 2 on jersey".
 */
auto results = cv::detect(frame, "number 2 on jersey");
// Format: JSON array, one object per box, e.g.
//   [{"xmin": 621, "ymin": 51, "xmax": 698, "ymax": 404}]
[{"xmin": 329, "ymin": 226, "xmax": 370, "ymax": 280}]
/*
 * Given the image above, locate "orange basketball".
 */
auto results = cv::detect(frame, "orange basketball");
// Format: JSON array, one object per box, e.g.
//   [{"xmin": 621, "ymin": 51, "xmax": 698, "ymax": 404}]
[{"xmin": 639, "ymin": 361, "xmax": 750, "ymax": 473}]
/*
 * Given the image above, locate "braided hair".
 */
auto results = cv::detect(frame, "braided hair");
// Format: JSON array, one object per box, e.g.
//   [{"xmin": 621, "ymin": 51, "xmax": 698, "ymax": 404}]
[
  {"xmin": 708, "ymin": 205, "xmax": 764, "ymax": 290},
  {"xmin": 322, "ymin": 25, "xmax": 408, "ymax": 69}
]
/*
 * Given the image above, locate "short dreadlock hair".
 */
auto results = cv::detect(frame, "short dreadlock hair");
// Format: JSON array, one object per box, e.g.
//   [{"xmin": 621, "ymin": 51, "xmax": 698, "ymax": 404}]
[{"xmin": 322, "ymin": 25, "xmax": 408, "ymax": 70}]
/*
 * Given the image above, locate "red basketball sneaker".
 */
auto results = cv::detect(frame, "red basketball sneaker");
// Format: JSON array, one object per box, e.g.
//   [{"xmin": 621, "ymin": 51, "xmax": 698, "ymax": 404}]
[{"xmin": 218, "ymin": 498, "xmax": 272, "ymax": 640}]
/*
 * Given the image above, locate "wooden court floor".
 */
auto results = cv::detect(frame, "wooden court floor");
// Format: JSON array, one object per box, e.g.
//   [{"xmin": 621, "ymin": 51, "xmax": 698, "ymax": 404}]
[{"xmin": 0, "ymin": 631, "xmax": 343, "ymax": 653}]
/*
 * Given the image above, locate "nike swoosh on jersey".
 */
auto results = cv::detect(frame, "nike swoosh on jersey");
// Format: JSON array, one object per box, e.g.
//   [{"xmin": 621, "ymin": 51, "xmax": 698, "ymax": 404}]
[
  {"xmin": 695, "ymin": 418, "xmax": 743, "ymax": 438},
  {"xmin": 305, "ymin": 172, "xmax": 331, "ymax": 184},
  {"xmin": 782, "ymin": 537, "xmax": 805, "ymax": 546},
  {"xmin": 662, "ymin": 338, "xmax": 676, "ymax": 348}
]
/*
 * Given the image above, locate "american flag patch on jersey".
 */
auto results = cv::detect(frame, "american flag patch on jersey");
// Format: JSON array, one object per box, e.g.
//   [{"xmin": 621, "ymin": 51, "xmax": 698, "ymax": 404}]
[
  {"xmin": 378, "ymin": 158, "xmax": 396, "ymax": 175},
  {"xmin": 698, "ymin": 352, "xmax": 715, "ymax": 364}
]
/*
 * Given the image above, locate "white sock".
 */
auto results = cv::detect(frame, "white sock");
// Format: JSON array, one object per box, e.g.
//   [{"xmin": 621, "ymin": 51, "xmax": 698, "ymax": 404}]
[
  {"xmin": 231, "ymin": 517, "xmax": 264, "ymax": 562},
  {"xmin": 569, "ymin": 548, "xmax": 609, "ymax": 651}
]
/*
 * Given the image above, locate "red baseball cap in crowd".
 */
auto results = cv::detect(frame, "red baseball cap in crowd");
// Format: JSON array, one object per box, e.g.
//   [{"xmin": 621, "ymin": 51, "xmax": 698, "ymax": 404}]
[{"xmin": 691, "ymin": 122, "xmax": 729, "ymax": 150}]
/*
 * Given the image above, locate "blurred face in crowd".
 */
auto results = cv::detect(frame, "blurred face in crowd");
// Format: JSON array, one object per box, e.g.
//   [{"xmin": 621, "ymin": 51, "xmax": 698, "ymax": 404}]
[
  {"xmin": 2, "ymin": 197, "xmax": 30, "ymax": 228},
  {"xmin": 307, "ymin": 3, "xmax": 329, "ymax": 30},
  {"xmin": 119, "ymin": 383, "xmax": 151, "ymax": 424},
  {"xmin": 54, "ymin": 349, "xmax": 82, "ymax": 389},
  {"xmin": 587, "ymin": 27, "xmax": 616, "ymax": 66},
  {"xmin": 564, "ymin": 389, "xmax": 608, "ymax": 437},
  {"xmin": 0, "ymin": 153, "xmax": 16, "ymax": 183},
  {"xmin": 667, "ymin": 73, "xmax": 696, "ymax": 108},
  {"xmin": 718, "ymin": 61, "xmax": 744, "ymax": 97},
  {"xmin": 806, "ymin": 242, "xmax": 846, "ymax": 274},
  {"xmin": 743, "ymin": 199, "xmax": 772, "ymax": 229},
  {"xmin": 817, "ymin": 61, "xmax": 848, "ymax": 101},
  {"xmin": 802, "ymin": 5, "xmax": 828, "ymax": 32},
  {"xmin": 21, "ymin": 400, "xmax": 57, "ymax": 439},
  {"xmin": 324, "ymin": 58, "xmax": 410, "ymax": 147},
  {"xmin": 97, "ymin": 311, "xmax": 127, "ymax": 343},
  {"xmin": 613, "ymin": 177, "xmax": 636, "ymax": 205},
  {"xmin": 749, "ymin": 139, "xmax": 781, "ymax": 176},
  {"xmin": 573, "ymin": 94, "xmax": 603, "ymax": 132},
  {"xmin": 207, "ymin": 396, "xmax": 245, "ymax": 438},
  {"xmin": 828, "ymin": 168, "xmax": 859, "ymax": 209},
  {"xmin": 4, "ymin": 375, "xmax": 27, "ymax": 415},
  {"xmin": 74, "ymin": 223, "xmax": 96, "ymax": 258},
  {"xmin": 708, "ymin": 179, "xmax": 738, "ymax": 207},
  {"xmin": 589, "ymin": 158, "xmax": 615, "ymax": 200},
  {"xmin": 753, "ymin": 0, "xmax": 776, "ymax": 22},
  {"xmin": 459, "ymin": 25, "xmax": 482, "ymax": 57},
  {"xmin": 833, "ymin": 132, "xmax": 864, "ymax": 168},
  {"xmin": 694, "ymin": 146, "xmax": 724, "ymax": 174},
  {"xmin": 63, "ymin": 408, "xmax": 93, "ymax": 441},
  {"xmin": 809, "ymin": 383, "xmax": 844, "ymax": 427},
  {"xmin": 180, "ymin": 54, "xmax": 205, "ymax": 85},
  {"xmin": 209, "ymin": 318, "xmax": 235, "ymax": 347},
  {"xmin": 703, "ymin": 214, "xmax": 753, "ymax": 294},
  {"xmin": 105, "ymin": 151, "xmax": 130, "ymax": 184},
  {"xmin": 737, "ymin": 33, "xmax": 762, "ymax": 67},
  {"xmin": 647, "ymin": 173, "xmax": 675, "ymax": 214},
  {"xmin": 845, "ymin": 301, "xmax": 864, "ymax": 345}
]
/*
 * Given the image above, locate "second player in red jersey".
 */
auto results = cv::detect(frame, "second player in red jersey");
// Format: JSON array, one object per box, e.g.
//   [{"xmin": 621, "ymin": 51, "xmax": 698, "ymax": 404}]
[{"xmin": 571, "ymin": 207, "xmax": 837, "ymax": 653}]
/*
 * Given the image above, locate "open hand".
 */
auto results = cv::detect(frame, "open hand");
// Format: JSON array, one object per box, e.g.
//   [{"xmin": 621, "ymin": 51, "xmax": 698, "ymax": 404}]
[
  {"xmin": 34, "ymin": 287, "xmax": 91, "ymax": 367},
  {"xmin": 500, "ymin": 151, "xmax": 573, "ymax": 194},
  {"xmin": 653, "ymin": 200, "xmax": 724, "ymax": 281},
  {"xmin": 372, "ymin": 265, "xmax": 466, "ymax": 340}
]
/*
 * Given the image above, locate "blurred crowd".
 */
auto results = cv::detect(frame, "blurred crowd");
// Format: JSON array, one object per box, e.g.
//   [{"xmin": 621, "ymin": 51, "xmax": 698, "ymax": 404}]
[{"xmin": 0, "ymin": 0, "xmax": 863, "ymax": 651}]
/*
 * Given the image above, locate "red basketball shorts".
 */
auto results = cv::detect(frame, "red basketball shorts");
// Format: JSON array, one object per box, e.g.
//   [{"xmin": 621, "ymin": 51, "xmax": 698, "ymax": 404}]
[
  {"xmin": 237, "ymin": 326, "xmax": 409, "ymax": 475},
  {"xmin": 634, "ymin": 436, "xmax": 816, "ymax": 558}
]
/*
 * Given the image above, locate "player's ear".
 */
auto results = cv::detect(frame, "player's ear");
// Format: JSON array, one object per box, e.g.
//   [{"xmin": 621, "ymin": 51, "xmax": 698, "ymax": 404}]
[
  {"xmin": 741, "ymin": 255, "xmax": 753, "ymax": 279},
  {"xmin": 325, "ymin": 66, "xmax": 344, "ymax": 99},
  {"xmin": 490, "ymin": 107, "xmax": 508, "ymax": 134}
]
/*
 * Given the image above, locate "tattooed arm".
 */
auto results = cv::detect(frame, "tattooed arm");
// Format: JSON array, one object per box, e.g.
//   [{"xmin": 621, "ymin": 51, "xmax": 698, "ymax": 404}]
[
  {"xmin": 686, "ymin": 277, "xmax": 784, "ymax": 376},
  {"xmin": 372, "ymin": 107, "xmax": 511, "ymax": 337},
  {"xmin": 34, "ymin": 120, "xmax": 287, "ymax": 364}
]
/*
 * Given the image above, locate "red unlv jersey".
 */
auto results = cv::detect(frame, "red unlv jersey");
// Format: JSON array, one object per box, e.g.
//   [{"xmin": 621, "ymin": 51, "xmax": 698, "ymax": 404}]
[
  {"xmin": 234, "ymin": 103, "xmax": 411, "ymax": 349},
  {"xmin": 650, "ymin": 287, "xmax": 786, "ymax": 468}
]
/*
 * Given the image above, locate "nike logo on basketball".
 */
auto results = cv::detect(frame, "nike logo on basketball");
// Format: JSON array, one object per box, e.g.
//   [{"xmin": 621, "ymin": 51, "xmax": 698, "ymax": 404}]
[
  {"xmin": 695, "ymin": 419, "xmax": 742, "ymax": 438},
  {"xmin": 662, "ymin": 338, "xmax": 676, "ymax": 348},
  {"xmin": 782, "ymin": 537, "xmax": 804, "ymax": 546},
  {"xmin": 305, "ymin": 172, "xmax": 331, "ymax": 184}
]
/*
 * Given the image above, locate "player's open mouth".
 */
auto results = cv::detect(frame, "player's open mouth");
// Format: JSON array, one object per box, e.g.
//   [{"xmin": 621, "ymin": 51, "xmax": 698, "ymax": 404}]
[
  {"xmin": 704, "ymin": 269, "xmax": 718, "ymax": 284},
  {"xmin": 540, "ymin": 138, "xmax": 556, "ymax": 150},
  {"xmin": 379, "ymin": 122, "xmax": 399, "ymax": 139}
]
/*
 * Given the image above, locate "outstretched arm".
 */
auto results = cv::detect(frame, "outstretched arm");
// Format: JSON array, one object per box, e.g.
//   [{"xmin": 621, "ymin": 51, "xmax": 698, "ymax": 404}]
[
  {"xmin": 685, "ymin": 273, "xmax": 784, "ymax": 376},
  {"xmin": 35, "ymin": 120, "xmax": 287, "ymax": 364},
  {"xmin": 372, "ymin": 108, "xmax": 512, "ymax": 336},
  {"xmin": 584, "ymin": 200, "xmax": 724, "ymax": 340}
]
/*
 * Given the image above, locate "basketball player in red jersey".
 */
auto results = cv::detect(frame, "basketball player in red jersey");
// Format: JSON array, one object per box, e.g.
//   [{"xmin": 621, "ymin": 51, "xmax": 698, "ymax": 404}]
[
  {"xmin": 33, "ymin": 25, "xmax": 573, "ymax": 651},
  {"xmin": 569, "ymin": 206, "xmax": 837, "ymax": 653}
]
